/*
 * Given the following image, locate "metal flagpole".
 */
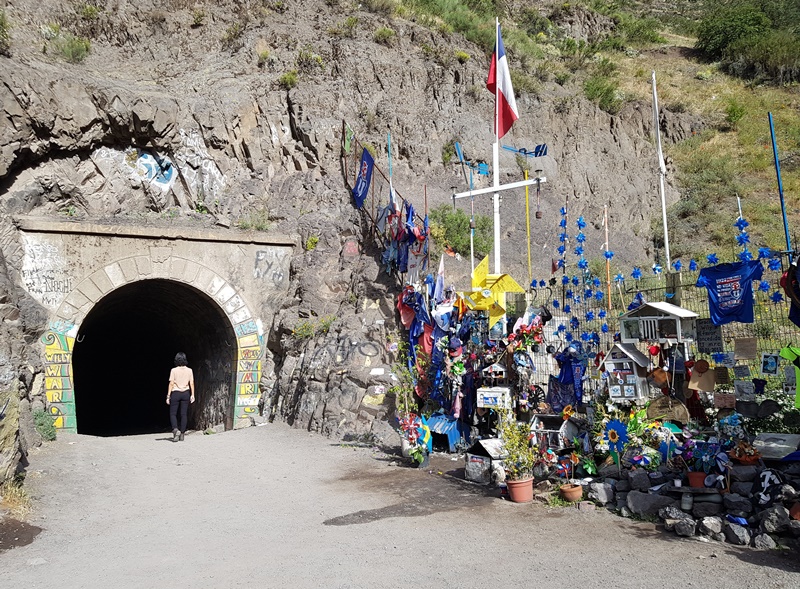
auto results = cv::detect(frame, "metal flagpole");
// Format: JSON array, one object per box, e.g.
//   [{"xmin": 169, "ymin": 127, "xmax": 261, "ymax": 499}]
[
  {"xmin": 769, "ymin": 112, "xmax": 792, "ymax": 261},
  {"xmin": 493, "ymin": 17, "xmax": 501, "ymax": 275},
  {"xmin": 652, "ymin": 71, "xmax": 671, "ymax": 268},
  {"xmin": 525, "ymin": 169, "xmax": 532, "ymax": 286},
  {"xmin": 604, "ymin": 204, "xmax": 612, "ymax": 312}
]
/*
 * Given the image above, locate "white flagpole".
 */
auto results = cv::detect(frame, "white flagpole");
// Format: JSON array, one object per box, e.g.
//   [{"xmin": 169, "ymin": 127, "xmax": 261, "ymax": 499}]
[
  {"xmin": 652, "ymin": 71, "xmax": 671, "ymax": 268},
  {"xmin": 493, "ymin": 17, "xmax": 501, "ymax": 275}
]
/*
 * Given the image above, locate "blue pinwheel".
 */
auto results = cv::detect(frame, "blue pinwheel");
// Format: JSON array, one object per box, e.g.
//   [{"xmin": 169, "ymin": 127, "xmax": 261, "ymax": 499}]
[
  {"xmin": 592, "ymin": 277, "xmax": 601, "ymax": 287},
  {"xmin": 565, "ymin": 289, "xmax": 573, "ymax": 299},
  {"xmin": 540, "ymin": 280, "xmax": 546, "ymax": 288},
  {"xmin": 595, "ymin": 291, "xmax": 604, "ymax": 301},
  {"xmin": 631, "ymin": 267, "xmax": 643, "ymax": 280},
  {"xmin": 689, "ymin": 259, "xmax": 698, "ymax": 271},
  {"xmin": 580, "ymin": 332, "xmax": 590, "ymax": 342},
  {"xmin": 557, "ymin": 324, "xmax": 566, "ymax": 333},
  {"xmin": 574, "ymin": 245, "xmax": 584, "ymax": 256},
  {"xmin": 734, "ymin": 217, "xmax": 749, "ymax": 231},
  {"xmin": 614, "ymin": 273, "xmax": 624, "ymax": 283},
  {"xmin": 559, "ymin": 232, "xmax": 568, "ymax": 242},
  {"xmin": 586, "ymin": 310, "xmax": 595, "ymax": 321},
  {"xmin": 571, "ymin": 276, "xmax": 580, "ymax": 286},
  {"xmin": 736, "ymin": 232, "xmax": 750, "ymax": 246},
  {"xmin": 601, "ymin": 323, "xmax": 609, "ymax": 333},
  {"xmin": 652, "ymin": 263, "xmax": 663, "ymax": 276},
  {"xmin": 559, "ymin": 218, "xmax": 567, "ymax": 228},
  {"xmin": 758, "ymin": 280, "xmax": 771, "ymax": 293},
  {"xmin": 585, "ymin": 288, "xmax": 593, "ymax": 298},
  {"xmin": 711, "ymin": 352, "xmax": 728, "ymax": 363},
  {"xmin": 769, "ymin": 258, "xmax": 781, "ymax": 271},
  {"xmin": 604, "ymin": 250, "xmax": 615, "ymax": 260},
  {"xmin": 576, "ymin": 216, "xmax": 586, "ymax": 229},
  {"xmin": 738, "ymin": 249, "xmax": 753, "ymax": 262},
  {"xmin": 576, "ymin": 232, "xmax": 586, "ymax": 243},
  {"xmin": 570, "ymin": 317, "xmax": 580, "ymax": 330},
  {"xmin": 599, "ymin": 310, "xmax": 607, "ymax": 319},
  {"xmin": 577, "ymin": 258, "xmax": 589, "ymax": 270},
  {"xmin": 758, "ymin": 247, "xmax": 772, "ymax": 259},
  {"xmin": 560, "ymin": 207, "xmax": 567, "ymax": 216},
  {"xmin": 771, "ymin": 291, "xmax": 784, "ymax": 303},
  {"xmin": 707, "ymin": 253, "xmax": 719, "ymax": 265},
  {"xmin": 562, "ymin": 275, "xmax": 570, "ymax": 285},
  {"xmin": 552, "ymin": 299, "xmax": 560, "ymax": 309},
  {"xmin": 557, "ymin": 259, "xmax": 565, "ymax": 269}
]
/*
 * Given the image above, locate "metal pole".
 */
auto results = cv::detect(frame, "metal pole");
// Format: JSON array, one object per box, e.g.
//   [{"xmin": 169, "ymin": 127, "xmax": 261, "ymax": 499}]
[
  {"xmin": 769, "ymin": 112, "xmax": 792, "ymax": 261},
  {"xmin": 653, "ymin": 71, "xmax": 671, "ymax": 268},
  {"xmin": 470, "ymin": 169, "xmax": 475, "ymax": 278},
  {"xmin": 604, "ymin": 204, "xmax": 612, "ymax": 313},
  {"xmin": 493, "ymin": 18, "xmax": 501, "ymax": 275},
  {"xmin": 525, "ymin": 169, "xmax": 532, "ymax": 286}
]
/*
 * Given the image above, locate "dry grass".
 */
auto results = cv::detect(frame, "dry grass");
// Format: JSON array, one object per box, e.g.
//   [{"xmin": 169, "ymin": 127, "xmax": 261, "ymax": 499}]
[{"xmin": 1, "ymin": 478, "xmax": 31, "ymax": 519}]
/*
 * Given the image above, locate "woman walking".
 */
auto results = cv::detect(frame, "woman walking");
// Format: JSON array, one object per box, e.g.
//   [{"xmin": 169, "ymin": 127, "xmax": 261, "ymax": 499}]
[{"xmin": 167, "ymin": 352, "xmax": 194, "ymax": 442}]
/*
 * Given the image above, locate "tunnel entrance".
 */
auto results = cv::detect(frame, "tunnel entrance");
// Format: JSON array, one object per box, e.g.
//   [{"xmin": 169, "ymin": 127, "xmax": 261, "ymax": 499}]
[{"xmin": 71, "ymin": 279, "xmax": 237, "ymax": 436}]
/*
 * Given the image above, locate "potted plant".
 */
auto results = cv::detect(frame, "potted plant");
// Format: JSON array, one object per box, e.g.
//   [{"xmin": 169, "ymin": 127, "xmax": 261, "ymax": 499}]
[
  {"xmin": 498, "ymin": 411, "xmax": 537, "ymax": 503},
  {"xmin": 729, "ymin": 440, "xmax": 761, "ymax": 465},
  {"xmin": 559, "ymin": 450, "xmax": 584, "ymax": 502}
]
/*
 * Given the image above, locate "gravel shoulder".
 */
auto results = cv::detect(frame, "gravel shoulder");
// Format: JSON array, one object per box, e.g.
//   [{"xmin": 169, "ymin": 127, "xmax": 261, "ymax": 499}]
[{"xmin": 1, "ymin": 423, "xmax": 798, "ymax": 589}]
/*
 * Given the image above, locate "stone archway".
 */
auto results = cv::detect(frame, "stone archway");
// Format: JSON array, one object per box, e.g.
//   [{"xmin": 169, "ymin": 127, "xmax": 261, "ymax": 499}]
[{"xmin": 41, "ymin": 254, "xmax": 262, "ymax": 433}]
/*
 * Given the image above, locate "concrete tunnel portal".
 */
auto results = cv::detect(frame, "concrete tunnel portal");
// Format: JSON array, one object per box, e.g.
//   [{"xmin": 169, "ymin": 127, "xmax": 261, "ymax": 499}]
[{"xmin": 71, "ymin": 279, "xmax": 238, "ymax": 436}]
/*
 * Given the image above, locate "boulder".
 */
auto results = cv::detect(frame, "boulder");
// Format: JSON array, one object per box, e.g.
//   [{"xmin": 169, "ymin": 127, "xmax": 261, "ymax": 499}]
[
  {"xmin": 758, "ymin": 505, "xmax": 791, "ymax": 534},
  {"xmin": 629, "ymin": 469, "xmax": 651, "ymax": 491},
  {"xmin": 753, "ymin": 533, "xmax": 777, "ymax": 550},
  {"xmin": 659, "ymin": 505, "xmax": 692, "ymax": 521},
  {"xmin": 730, "ymin": 465, "xmax": 760, "ymax": 482},
  {"xmin": 723, "ymin": 493, "xmax": 753, "ymax": 514},
  {"xmin": 627, "ymin": 490, "xmax": 678, "ymax": 517},
  {"xmin": 698, "ymin": 516, "xmax": 724, "ymax": 536},
  {"xmin": 730, "ymin": 482, "xmax": 754, "ymax": 497},
  {"xmin": 649, "ymin": 472, "xmax": 667, "ymax": 487},
  {"xmin": 675, "ymin": 519, "xmax": 697, "ymax": 537},
  {"xmin": 615, "ymin": 479, "xmax": 631, "ymax": 493},
  {"xmin": 776, "ymin": 484, "xmax": 800, "ymax": 504},
  {"xmin": 787, "ymin": 520, "xmax": 800, "ymax": 538},
  {"xmin": 692, "ymin": 502, "xmax": 722, "ymax": 518},
  {"xmin": 724, "ymin": 522, "xmax": 751, "ymax": 546},
  {"xmin": 712, "ymin": 532, "xmax": 727, "ymax": 542},
  {"xmin": 616, "ymin": 492, "xmax": 628, "ymax": 510},
  {"xmin": 588, "ymin": 482, "xmax": 615, "ymax": 505}
]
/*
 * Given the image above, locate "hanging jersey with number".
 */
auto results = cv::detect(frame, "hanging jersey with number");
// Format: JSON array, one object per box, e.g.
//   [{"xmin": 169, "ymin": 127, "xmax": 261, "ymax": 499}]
[{"xmin": 696, "ymin": 261, "xmax": 763, "ymax": 326}]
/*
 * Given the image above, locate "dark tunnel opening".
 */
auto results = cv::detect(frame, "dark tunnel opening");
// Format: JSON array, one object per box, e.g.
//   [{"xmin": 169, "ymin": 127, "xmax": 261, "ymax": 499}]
[{"xmin": 72, "ymin": 279, "xmax": 237, "ymax": 436}]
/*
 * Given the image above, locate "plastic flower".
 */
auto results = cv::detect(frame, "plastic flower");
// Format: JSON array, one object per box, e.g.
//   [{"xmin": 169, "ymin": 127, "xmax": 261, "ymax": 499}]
[
  {"xmin": 573, "ymin": 296, "xmax": 582, "ymax": 305},
  {"xmin": 565, "ymin": 289, "xmax": 574, "ymax": 299},
  {"xmin": 736, "ymin": 232, "xmax": 750, "ymax": 246},
  {"xmin": 552, "ymin": 299, "xmax": 560, "ymax": 309},
  {"xmin": 562, "ymin": 275, "xmax": 570, "ymax": 285},
  {"xmin": 557, "ymin": 323, "xmax": 566, "ymax": 332},
  {"xmin": 580, "ymin": 332, "xmax": 590, "ymax": 341},
  {"xmin": 734, "ymin": 217, "xmax": 749, "ymax": 231},
  {"xmin": 576, "ymin": 232, "xmax": 586, "ymax": 243},
  {"xmin": 672, "ymin": 259, "xmax": 683, "ymax": 272},
  {"xmin": 577, "ymin": 257, "xmax": 589, "ymax": 269},
  {"xmin": 540, "ymin": 280, "xmax": 546, "ymax": 287},
  {"xmin": 561, "ymin": 404, "xmax": 575, "ymax": 420},
  {"xmin": 560, "ymin": 207, "xmax": 567, "ymax": 216},
  {"xmin": 559, "ymin": 218, "xmax": 567, "ymax": 228},
  {"xmin": 559, "ymin": 232, "xmax": 568, "ymax": 242},
  {"xmin": 652, "ymin": 263, "xmax": 663, "ymax": 276},
  {"xmin": 758, "ymin": 247, "xmax": 772, "ymax": 259},
  {"xmin": 769, "ymin": 258, "xmax": 782, "ymax": 271},
  {"xmin": 564, "ymin": 332, "xmax": 573, "ymax": 342},
  {"xmin": 707, "ymin": 253, "xmax": 719, "ymax": 265},
  {"xmin": 614, "ymin": 273, "xmax": 624, "ymax": 283},
  {"xmin": 585, "ymin": 288, "xmax": 593, "ymax": 298},
  {"xmin": 604, "ymin": 419, "xmax": 629, "ymax": 454},
  {"xmin": 571, "ymin": 276, "xmax": 580, "ymax": 286},
  {"xmin": 604, "ymin": 250, "xmax": 615, "ymax": 260},
  {"xmin": 576, "ymin": 216, "xmax": 586, "ymax": 229},
  {"xmin": 631, "ymin": 267, "xmax": 643, "ymax": 280},
  {"xmin": 599, "ymin": 310, "xmax": 607, "ymax": 319},
  {"xmin": 574, "ymin": 245, "xmax": 585, "ymax": 256},
  {"xmin": 557, "ymin": 259, "xmax": 565, "ymax": 269},
  {"xmin": 689, "ymin": 259, "xmax": 698, "ymax": 271},
  {"xmin": 758, "ymin": 280, "xmax": 771, "ymax": 292},
  {"xmin": 558, "ymin": 244, "xmax": 566, "ymax": 255},
  {"xmin": 586, "ymin": 310, "xmax": 595, "ymax": 321},
  {"xmin": 595, "ymin": 291, "xmax": 604, "ymax": 301},
  {"xmin": 738, "ymin": 249, "xmax": 753, "ymax": 262},
  {"xmin": 771, "ymin": 291, "xmax": 784, "ymax": 303}
]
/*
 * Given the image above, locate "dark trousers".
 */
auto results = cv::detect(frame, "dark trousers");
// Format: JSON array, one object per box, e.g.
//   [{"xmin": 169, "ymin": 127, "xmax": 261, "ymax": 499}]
[{"xmin": 169, "ymin": 390, "xmax": 191, "ymax": 433}]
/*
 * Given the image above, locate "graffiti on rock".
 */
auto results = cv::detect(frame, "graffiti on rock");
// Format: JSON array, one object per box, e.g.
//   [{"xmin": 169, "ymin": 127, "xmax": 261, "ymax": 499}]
[
  {"xmin": 308, "ymin": 339, "xmax": 381, "ymax": 380},
  {"xmin": 93, "ymin": 146, "xmax": 177, "ymax": 193},
  {"xmin": 20, "ymin": 237, "xmax": 71, "ymax": 308},
  {"xmin": 175, "ymin": 129, "xmax": 226, "ymax": 202},
  {"xmin": 41, "ymin": 329, "xmax": 76, "ymax": 431},
  {"xmin": 253, "ymin": 249, "xmax": 287, "ymax": 286}
]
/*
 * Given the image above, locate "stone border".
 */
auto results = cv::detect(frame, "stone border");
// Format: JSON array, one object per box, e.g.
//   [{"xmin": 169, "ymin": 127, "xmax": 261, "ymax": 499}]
[{"xmin": 42, "ymin": 252, "xmax": 262, "ymax": 432}]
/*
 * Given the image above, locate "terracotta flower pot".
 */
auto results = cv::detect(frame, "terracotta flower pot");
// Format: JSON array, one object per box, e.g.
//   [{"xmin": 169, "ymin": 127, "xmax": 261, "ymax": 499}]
[
  {"xmin": 686, "ymin": 471, "xmax": 706, "ymax": 488},
  {"xmin": 507, "ymin": 477, "xmax": 534, "ymax": 503},
  {"xmin": 560, "ymin": 483, "xmax": 583, "ymax": 502}
]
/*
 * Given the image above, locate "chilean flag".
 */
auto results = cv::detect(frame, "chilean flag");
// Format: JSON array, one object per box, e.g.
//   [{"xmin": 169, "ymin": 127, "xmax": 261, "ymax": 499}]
[{"xmin": 486, "ymin": 23, "xmax": 519, "ymax": 139}]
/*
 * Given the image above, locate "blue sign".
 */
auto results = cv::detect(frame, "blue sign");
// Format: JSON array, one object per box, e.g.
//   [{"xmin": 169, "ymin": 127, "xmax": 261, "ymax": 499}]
[{"xmin": 352, "ymin": 148, "xmax": 374, "ymax": 208}]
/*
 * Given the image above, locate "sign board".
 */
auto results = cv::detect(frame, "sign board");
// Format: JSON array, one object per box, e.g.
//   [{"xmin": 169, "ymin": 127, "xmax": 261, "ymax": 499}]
[
  {"xmin": 734, "ymin": 380, "xmax": 755, "ymax": 400},
  {"xmin": 714, "ymin": 392, "xmax": 736, "ymax": 408},
  {"xmin": 733, "ymin": 365, "xmax": 751, "ymax": 379},
  {"xmin": 477, "ymin": 386, "xmax": 511, "ymax": 409},
  {"xmin": 696, "ymin": 319, "xmax": 723, "ymax": 354},
  {"xmin": 734, "ymin": 338, "xmax": 758, "ymax": 360}
]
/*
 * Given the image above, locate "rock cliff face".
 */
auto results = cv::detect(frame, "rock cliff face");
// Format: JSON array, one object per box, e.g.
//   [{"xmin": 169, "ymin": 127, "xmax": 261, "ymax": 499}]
[{"xmin": 0, "ymin": 0, "xmax": 703, "ymax": 478}]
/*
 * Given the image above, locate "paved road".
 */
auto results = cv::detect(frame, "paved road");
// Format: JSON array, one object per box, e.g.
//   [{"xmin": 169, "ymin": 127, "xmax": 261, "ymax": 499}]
[{"xmin": 1, "ymin": 423, "xmax": 798, "ymax": 588}]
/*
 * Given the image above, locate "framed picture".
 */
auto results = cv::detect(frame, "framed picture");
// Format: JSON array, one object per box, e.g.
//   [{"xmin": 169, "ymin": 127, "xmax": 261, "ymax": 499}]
[
  {"xmin": 761, "ymin": 353, "xmax": 780, "ymax": 377},
  {"xmin": 609, "ymin": 385, "xmax": 622, "ymax": 398},
  {"xmin": 624, "ymin": 385, "xmax": 636, "ymax": 398}
]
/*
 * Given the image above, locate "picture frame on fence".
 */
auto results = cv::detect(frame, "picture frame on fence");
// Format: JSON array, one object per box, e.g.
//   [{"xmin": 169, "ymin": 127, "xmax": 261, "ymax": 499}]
[
  {"xmin": 609, "ymin": 385, "xmax": 622, "ymax": 398},
  {"xmin": 761, "ymin": 353, "xmax": 780, "ymax": 377}
]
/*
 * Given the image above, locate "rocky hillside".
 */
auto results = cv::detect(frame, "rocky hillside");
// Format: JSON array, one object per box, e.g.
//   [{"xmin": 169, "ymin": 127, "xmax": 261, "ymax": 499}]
[{"xmin": 0, "ymin": 0, "xmax": 704, "ymax": 479}]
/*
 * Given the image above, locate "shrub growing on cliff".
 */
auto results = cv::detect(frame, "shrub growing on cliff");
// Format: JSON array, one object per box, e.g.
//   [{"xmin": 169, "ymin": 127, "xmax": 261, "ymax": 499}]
[
  {"xmin": 278, "ymin": 70, "xmax": 298, "ymax": 89},
  {"xmin": 55, "ymin": 33, "xmax": 91, "ymax": 63},
  {"xmin": 0, "ymin": 11, "xmax": 10, "ymax": 56},
  {"xmin": 428, "ymin": 204, "xmax": 492, "ymax": 259},
  {"xmin": 373, "ymin": 26, "xmax": 396, "ymax": 47},
  {"xmin": 33, "ymin": 409, "xmax": 57, "ymax": 441}
]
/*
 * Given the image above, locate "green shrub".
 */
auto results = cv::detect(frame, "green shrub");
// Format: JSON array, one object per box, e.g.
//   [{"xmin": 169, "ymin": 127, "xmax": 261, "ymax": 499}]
[
  {"xmin": 428, "ymin": 204, "xmax": 492, "ymax": 258},
  {"xmin": 257, "ymin": 49, "xmax": 270, "ymax": 68},
  {"xmin": 0, "ymin": 10, "xmax": 10, "ymax": 56},
  {"xmin": 726, "ymin": 29, "xmax": 800, "ymax": 85},
  {"xmin": 510, "ymin": 70, "xmax": 540, "ymax": 98},
  {"xmin": 695, "ymin": 4, "xmax": 770, "ymax": 61},
  {"xmin": 33, "ymin": 409, "xmax": 57, "ymax": 441},
  {"xmin": 724, "ymin": 98, "xmax": 746, "ymax": 129},
  {"xmin": 296, "ymin": 46, "xmax": 324, "ymax": 72},
  {"xmin": 595, "ymin": 56, "xmax": 617, "ymax": 77},
  {"xmin": 221, "ymin": 22, "xmax": 244, "ymax": 49},
  {"xmin": 330, "ymin": 16, "xmax": 359, "ymax": 38},
  {"xmin": 584, "ymin": 75, "xmax": 622, "ymax": 114},
  {"xmin": 373, "ymin": 26, "xmax": 395, "ymax": 47},
  {"xmin": 55, "ymin": 34, "xmax": 91, "ymax": 63},
  {"xmin": 191, "ymin": 9, "xmax": 206, "ymax": 27},
  {"xmin": 278, "ymin": 70, "xmax": 298, "ymax": 89},
  {"xmin": 441, "ymin": 139, "xmax": 456, "ymax": 165},
  {"xmin": 305, "ymin": 235, "xmax": 319, "ymax": 250},
  {"xmin": 520, "ymin": 9, "xmax": 551, "ymax": 36},
  {"xmin": 455, "ymin": 50, "xmax": 470, "ymax": 64},
  {"xmin": 362, "ymin": 0, "xmax": 396, "ymax": 17},
  {"xmin": 79, "ymin": 3, "xmax": 101, "ymax": 21},
  {"xmin": 236, "ymin": 209, "xmax": 270, "ymax": 231},
  {"xmin": 292, "ymin": 321, "xmax": 316, "ymax": 340}
]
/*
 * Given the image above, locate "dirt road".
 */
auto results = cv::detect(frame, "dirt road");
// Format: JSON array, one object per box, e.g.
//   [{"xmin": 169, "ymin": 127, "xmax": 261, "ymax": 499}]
[{"xmin": 1, "ymin": 423, "xmax": 798, "ymax": 588}]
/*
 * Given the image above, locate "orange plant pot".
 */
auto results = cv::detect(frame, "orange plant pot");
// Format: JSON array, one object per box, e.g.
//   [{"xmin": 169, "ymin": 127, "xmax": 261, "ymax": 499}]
[
  {"xmin": 507, "ymin": 477, "xmax": 534, "ymax": 503},
  {"xmin": 686, "ymin": 471, "xmax": 706, "ymax": 488},
  {"xmin": 560, "ymin": 483, "xmax": 584, "ymax": 502}
]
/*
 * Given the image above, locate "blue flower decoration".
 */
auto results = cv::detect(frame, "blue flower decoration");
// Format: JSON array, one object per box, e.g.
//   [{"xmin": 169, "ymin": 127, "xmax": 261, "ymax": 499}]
[
  {"xmin": 557, "ymin": 259, "xmax": 565, "ymax": 269},
  {"xmin": 573, "ymin": 296, "xmax": 582, "ymax": 305},
  {"xmin": 673, "ymin": 259, "xmax": 683, "ymax": 272},
  {"xmin": 604, "ymin": 250, "xmax": 615, "ymax": 260},
  {"xmin": 557, "ymin": 244, "xmax": 566, "ymax": 255},
  {"xmin": 604, "ymin": 420, "xmax": 629, "ymax": 454},
  {"xmin": 585, "ymin": 289, "xmax": 593, "ymax": 298},
  {"xmin": 601, "ymin": 323, "xmax": 609, "ymax": 333},
  {"xmin": 559, "ymin": 218, "xmax": 567, "ymax": 228},
  {"xmin": 574, "ymin": 245, "xmax": 584, "ymax": 256},
  {"xmin": 599, "ymin": 310, "xmax": 607, "ymax": 319},
  {"xmin": 565, "ymin": 332, "xmax": 573, "ymax": 342},
  {"xmin": 564, "ymin": 304, "xmax": 571, "ymax": 314},
  {"xmin": 570, "ymin": 317, "xmax": 580, "ymax": 330},
  {"xmin": 593, "ymin": 277, "xmax": 601, "ymax": 287},
  {"xmin": 631, "ymin": 267, "xmax": 643, "ymax": 280},
  {"xmin": 652, "ymin": 264, "xmax": 663, "ymax": 275},
  {"xmin": 736, "ymin": 232, "xmax": 750, "ymax": 246},
  {"xmin": 580, "ymin": 332, "xmax": 590, "ymax": 342},
  {"xmin": 769, "ymin": 258, "xmax": 782, "ymax": 271},
  {"xmin": 758, "ymin": 247, "xmax": 772, "ymax": 259},
  {"xmin": 576, "ymin": 232, "xmax": 586, "ymax": 243},
  {"xmin": 758, "ymin": 280, "xmax": 771, "ymax": 292},
  {"xmin": 689, "ymin": 259, "xmax": 698, "ymax": 271},
  {"xmin": 560, "ymin": 207, "xmax": 567, "ymax": 216},
  {"xmin": 562, "ymin": 275, "xmax": 569, "ymax": 285},
  {"xmin": 586, "ymin": 311, "xmax": 595, "ymax": 321},
  {"xmin": 595, "ymin": 291, "xmax": 604, "ymax": 301},
  {"xmin": 738, "ymin": 249, "xmax": 753, "ymax": 262},
  {"xmin": 711, "ymin": 352, "xmax": 727, "ymax": 363},
  {"xmin": 572, "ymin": 276, "xmax": 579, "ymax": 286},
  {"xmin": 592, "ymin": 332, "xmax": 601, "ymax": 344},
  {"xmin": 552, "ymin": 299, "xmax": 560, "ymax": 309},
  {"xmin": 614, "ymin": 273, "xmax": 624, "ymax": 283},
  {"xmin": 559, "ymin": 232, "xmax": 568, "ymax": 242},
  {"xmin": 772, "ymin": 291, "xmax": 784, "ymax": 303},
  {"xmin": 734, "ymin": 217, "xmax": 749, "ymax": 231},
  {"xmin": 576, "ymin": 216, "xmax": 586, "ymax": 229},
  {"xmin": 565, "ymin": 289, "xmax": 573, "ymax": 299},
  {"xmin": 696, "ymin": 275, "xmax": 709, "ymax": 288},
  {"xmin": 540, "ymin": 280, "xmax": 546, "ymax": 287},
  {"xmin": 557, "ymin": 324, "xmax": 566, "ymax": 332},
  {"xmin": 577, "ymin": 258, "xmax": 589, "ymax": 270},
  {"xmin": 707, "ymin": 253, "xmax": 719, "ymax": 265}
]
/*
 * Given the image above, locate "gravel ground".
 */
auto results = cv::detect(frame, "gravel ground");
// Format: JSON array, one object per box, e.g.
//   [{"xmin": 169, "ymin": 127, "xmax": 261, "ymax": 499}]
[{"xmin": 1, "ymin": 423, "xmax": 798, "ymax": 589}]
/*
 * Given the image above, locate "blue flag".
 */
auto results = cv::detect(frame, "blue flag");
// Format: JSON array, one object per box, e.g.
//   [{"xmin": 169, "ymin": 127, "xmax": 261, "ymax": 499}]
[{"xmin": 352, "ymin": 148, "xmax": 374, "ymax": 208}]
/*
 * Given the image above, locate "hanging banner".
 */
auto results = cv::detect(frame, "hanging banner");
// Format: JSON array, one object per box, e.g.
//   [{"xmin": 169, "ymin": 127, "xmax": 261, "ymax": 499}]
[{"xmin": 352, "ymin": 148, "xmax": 374, "ymax": 208}]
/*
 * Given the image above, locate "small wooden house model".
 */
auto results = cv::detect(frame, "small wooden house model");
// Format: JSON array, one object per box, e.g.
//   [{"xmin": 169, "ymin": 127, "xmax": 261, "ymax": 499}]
[
  {"xmin": 619, "ymin": 302, "xmax": 698, "ymax": 344},
  {"xmin": 604, "ymin": 343, "xmax": 651, "ymax": 404}
]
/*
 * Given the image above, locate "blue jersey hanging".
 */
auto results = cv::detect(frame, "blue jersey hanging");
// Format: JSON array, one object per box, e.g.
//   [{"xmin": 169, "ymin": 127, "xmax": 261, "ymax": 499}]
[
  {"xmin": 352, "ymin": 148, "xmax": 374, "ymax": 208},
  {"xmin": 696, "ymin": 260, "xmax": 763, "ymax": 325}
]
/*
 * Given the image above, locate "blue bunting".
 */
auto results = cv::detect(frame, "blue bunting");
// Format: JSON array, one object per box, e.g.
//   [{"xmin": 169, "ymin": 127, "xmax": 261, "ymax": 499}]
[
  {"xmin": 599, "ymin": 310, "xmax": 607, "ymax": 319},
  {"xmin": 553, "ymin": 299, "xmax": 560, "ymax": 309},
  {"xmin": 771, "ymin": 291, "xmax": 784, "ymax": 303},
  {"xmin": 707, "ymin": 253, "xmax": 718, "ymax": 265},
  {"xmin": 738, "ymin": 249, "xmax": 753, "ymax": 262},
  {"xmin": 631, "ymin": 267, "xmax": 643, "ymax": 280},
  {"xmin": 576, "ymin": 232, "xmax": 586, "ymax": 243},
  {"xmin": 734, "ymin": 217, "xmax": 749, "ymax": 231},
  {"xmin": 604, "ymin": 250, "xmax": 614, "ymax": 260},
  {"xmin": 769, "ymin": 258, "xmax": 781, "ymax": 271},
  {"xmin": 672, "ymin": 259, "xmax": 682, "ymax": 272},
  {"xmin": 758, "ymin": 280, "xmax": 770, "ymax": 292},
  {"xmin": 614, "ymin": 273, "xmax": 624, "ymax": 283},
  {"xmin": 689, "ymin": 259, "xmax": 698, "ymax": 271},
  {"xmin": 586, "ymin": 310, "xmax": 595, "ymax": 321},
  {"xmin": 758, "ymin": 247, "xmax": 772, "ymax": 259},
  {"xmin": 577, "ymin": 258, "xmax": 589, "ymax": 269}
]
